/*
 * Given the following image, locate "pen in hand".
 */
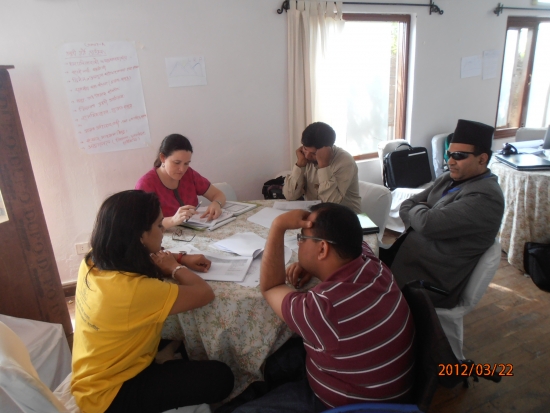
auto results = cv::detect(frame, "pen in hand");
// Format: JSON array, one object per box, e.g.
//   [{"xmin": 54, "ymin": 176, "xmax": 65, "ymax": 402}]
[{"xmin": 185, "ymin": 201, "xmax": 202, "ymax": 222}]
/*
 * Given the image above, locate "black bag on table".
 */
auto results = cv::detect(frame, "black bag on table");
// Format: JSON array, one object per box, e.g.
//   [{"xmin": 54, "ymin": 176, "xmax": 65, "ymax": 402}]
[
  {"xmin": 524, "ymin": 242, "xmax": 550, "ymax": 292},
  {"xmin": 262, "ymin": 176, "xmax": 286, "ymax": 200},
  {"xmin": 383, "ymin": 143, "xmax": 432, "ymax": 190}
]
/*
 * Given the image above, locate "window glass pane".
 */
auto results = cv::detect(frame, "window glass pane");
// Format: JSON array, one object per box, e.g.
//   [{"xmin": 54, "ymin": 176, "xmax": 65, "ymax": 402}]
[
  {"xmin": 315, "ymin": 20, "xmax": 398, "ymax": 156},
  {"xmin": 0, "ymin": 189, "xmax": 8, "ymax": 224},
  {"xmin": 496, "ymin": 29, "xmax": 519, "ymax": 127},
  {"xmin": 525, "ymin": 22, "xmax": 550, "ymax": 127}
]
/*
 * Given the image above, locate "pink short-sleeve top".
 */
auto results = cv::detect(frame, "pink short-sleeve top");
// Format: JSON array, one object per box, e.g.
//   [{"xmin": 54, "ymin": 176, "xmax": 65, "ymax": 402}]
[{"xmin": 135, "ymin": 167, "xmax": 211, "ymax": 218}]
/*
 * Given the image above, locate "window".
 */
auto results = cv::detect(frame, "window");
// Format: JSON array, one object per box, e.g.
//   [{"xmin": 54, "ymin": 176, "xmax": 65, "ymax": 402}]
[
  {"xmin": 314, "ymin": 14, "xmax": 410, "ymax": 160},
  {"xmin": 495, "ymin": 17, "xmax": 550, "ymax": 139}
]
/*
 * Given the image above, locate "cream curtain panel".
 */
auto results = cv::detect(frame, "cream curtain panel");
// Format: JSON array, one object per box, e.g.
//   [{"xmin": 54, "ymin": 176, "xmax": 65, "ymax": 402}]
[{"xmin": 287, "ymin": 1, "xmax": 343, "ymax": 168}]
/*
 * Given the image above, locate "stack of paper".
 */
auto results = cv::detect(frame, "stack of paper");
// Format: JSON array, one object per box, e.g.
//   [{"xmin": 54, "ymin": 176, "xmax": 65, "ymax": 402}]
[
  {"xmin": 182, "ymin": 207, "xmax": 236, "ymax": 231},
  {"xmin": 273, "ymin": 200, "xmax": 321, "ymax": 210},
  {"xmin": 165, "ymin": 246, "xmax": 252, "ymax": 282},
  {"xmin": 222, "ymin": 201, "xmax": 257, "ymax": 216},
  {"xmin": 247, "ymin": 207, "xmax": 287, "ymax": 229},
  {"xmin": 212, "ymin": 232, "xmax": 266, "ymax": 258}
]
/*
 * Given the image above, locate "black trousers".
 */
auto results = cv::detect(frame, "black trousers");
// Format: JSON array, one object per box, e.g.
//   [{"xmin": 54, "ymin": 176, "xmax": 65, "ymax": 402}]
[{"xmin": 105, "ymin": 358, "xmax": 234, "ymax": 413}]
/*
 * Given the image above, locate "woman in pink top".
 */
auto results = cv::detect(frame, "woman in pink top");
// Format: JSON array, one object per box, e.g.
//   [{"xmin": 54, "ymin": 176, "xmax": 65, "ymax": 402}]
[{"xmin": 136, "ymin": 134, "xmax": 226, "ymax": 229}]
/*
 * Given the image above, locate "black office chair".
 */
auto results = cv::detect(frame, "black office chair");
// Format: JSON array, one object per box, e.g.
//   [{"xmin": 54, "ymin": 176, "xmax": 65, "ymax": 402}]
[{"xmin": 401, "ymin": 280, "xmax": 500, "ymax": 412}]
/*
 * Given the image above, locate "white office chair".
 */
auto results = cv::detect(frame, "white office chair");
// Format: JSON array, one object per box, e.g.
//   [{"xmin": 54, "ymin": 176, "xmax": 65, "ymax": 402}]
[
  {"xmin": 514, "ymin": 127, "xmax": 547, "ymax": 142},
  {"xmin": 435, "ymin": 239, "xmax": 502, "ymax": 360},
  {"xmin": 378, "ymin": 136, "xmax": 450, "ymax": 233},
  {"xmin": 199, "ymin": 182, "xmax": 238, "ymax": 206},
  {"xmin": 377, "ymin": 140, "xmax": 431, "ymax": 233},
  {"xmin": 0, "ymin": 320, "xmax": 211, "ymax": 413},
  {"xmin": 358, "ymin": 181, "xmax": 391, "ymax": 243},
  {"xmin": 432, "ymin": 133, "xmax": 451, "ymax": 179}
]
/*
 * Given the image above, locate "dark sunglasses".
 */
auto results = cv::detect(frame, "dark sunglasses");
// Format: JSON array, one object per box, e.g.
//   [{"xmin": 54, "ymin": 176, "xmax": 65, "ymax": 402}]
[{"xmin": 446, "ymin": 150, "xmax": 477, "ymax": 161}]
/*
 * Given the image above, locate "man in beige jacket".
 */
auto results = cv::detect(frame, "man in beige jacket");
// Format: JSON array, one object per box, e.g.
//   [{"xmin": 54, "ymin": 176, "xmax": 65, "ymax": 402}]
[{"xmin": 283, "ymin": 122, "xmax": 361, "ymax": 213}]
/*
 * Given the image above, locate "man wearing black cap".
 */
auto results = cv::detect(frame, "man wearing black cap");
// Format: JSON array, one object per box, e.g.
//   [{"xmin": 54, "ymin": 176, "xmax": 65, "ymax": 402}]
[{"xmin": 381, "ymin": 119, "xmax": 505, "ymax": 308}]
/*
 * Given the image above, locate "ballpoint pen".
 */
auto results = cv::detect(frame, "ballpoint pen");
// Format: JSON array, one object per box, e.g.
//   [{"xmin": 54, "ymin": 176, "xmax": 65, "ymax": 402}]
[{"xmin": 185, "ymin": 201, "xmax": 202, "ymax": 222}]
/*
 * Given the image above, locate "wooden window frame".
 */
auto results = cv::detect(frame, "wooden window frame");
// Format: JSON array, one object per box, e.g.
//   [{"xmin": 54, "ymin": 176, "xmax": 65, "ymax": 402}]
[
  {"xmin": 495, "ymin": 16, "xmax": 550, "ymax": 140},
  {"xmin": 341, "ymin": 14, "xmax": 411, "ymax": 160}
]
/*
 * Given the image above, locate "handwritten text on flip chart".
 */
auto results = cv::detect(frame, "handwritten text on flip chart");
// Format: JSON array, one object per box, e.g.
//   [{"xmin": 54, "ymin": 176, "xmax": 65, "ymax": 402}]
[{"xmin": 60, "ymin": 41, "xmax": 150, "ymax": 154}]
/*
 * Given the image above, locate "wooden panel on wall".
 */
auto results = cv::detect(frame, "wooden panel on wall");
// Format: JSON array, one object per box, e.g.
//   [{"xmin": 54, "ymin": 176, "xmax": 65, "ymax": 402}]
[{"xmin": 0, "ymin": 66, "xmax": 72, "ymax": 342}]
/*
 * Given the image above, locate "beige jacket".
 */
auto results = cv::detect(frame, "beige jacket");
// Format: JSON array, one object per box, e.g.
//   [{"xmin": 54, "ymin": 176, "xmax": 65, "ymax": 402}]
[{"xmin": 282, "ymin": 146, "xmax": 361, "ymax": 213}]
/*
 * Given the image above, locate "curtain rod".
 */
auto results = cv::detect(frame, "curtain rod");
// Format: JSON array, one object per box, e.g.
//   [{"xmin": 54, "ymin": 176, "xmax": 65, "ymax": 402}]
[
  {"xmin": 494, "ymin": 2, "xmax": 550, "ymax": 16},
  {"xmin": 277, "ymin": 0, "xmax": 444, "ymax": 15}
]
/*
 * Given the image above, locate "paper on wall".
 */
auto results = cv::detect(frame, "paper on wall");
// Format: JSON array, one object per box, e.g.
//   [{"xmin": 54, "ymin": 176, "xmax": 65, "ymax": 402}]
[{"xmin": 59, "ymin": 41, "xmax": 151, "ymax": 154}]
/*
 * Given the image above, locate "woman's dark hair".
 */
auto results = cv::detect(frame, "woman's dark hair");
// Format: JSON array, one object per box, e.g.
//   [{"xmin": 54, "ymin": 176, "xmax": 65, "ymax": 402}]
[
  {"xmin": 309, "ymin": 203, "xmax": 362, "ymax": 260},
  {"xmin": 85, "ymin": 190, "xmax": 162, "ymax": 280},
  {"xmin": 154, "ymin": 134, "xmax": 193, "ymax": 168}
]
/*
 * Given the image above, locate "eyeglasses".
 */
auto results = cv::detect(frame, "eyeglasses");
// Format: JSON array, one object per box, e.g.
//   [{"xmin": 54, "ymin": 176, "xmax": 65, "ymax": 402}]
[
  {"xmin": 446, "ymin": 150, "xmax": 477, "ymax": 161},
  {"xmin": 172, "ymin": 228, "xmax": 195, "ymax": 242},
  {"xmin": 296, "ymin": 233, "xmax": 337, "ymax": 244}
]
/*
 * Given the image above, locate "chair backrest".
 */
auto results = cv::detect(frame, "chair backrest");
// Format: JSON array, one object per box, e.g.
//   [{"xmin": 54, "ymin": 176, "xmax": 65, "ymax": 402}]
[
  {"xmin": 0, "ymin": 321, "xmax": 69, "ymax": 413},
  {"xmin": 213, "ymin": 182, "xmax": 237, "ymax": 202},
  {"xmin": 515, "ymin": 127, "xmax": 547, "ymax": 142},
  {"xmin": 431, "ymin": 133, "xmax": 451, "ymax": 179},
  {"xmin": 459, "ymin": 239, "xmax": 501, "ymax": 310},
  {"xmin": 357, "ymin": 181, "xmax": 391, "ymax": 241},
  {"xmin": 401, "ymin": 282, "xmax": 464, "ymax": 412}
]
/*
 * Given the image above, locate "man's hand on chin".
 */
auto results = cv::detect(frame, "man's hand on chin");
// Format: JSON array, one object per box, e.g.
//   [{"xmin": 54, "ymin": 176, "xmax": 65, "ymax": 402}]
[{"xmin": 272, "ymin": 209, "xmax": 313, "ymax": 232}]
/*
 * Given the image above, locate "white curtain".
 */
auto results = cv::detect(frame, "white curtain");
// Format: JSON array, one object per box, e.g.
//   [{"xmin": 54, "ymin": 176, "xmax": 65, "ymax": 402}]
[{"xmin": 287, "ymin": 1, "xmax": 343, "ymax": 167}]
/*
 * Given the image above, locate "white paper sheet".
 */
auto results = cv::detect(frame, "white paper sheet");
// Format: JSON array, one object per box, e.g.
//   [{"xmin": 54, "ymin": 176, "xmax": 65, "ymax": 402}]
[
  {"xmin": 212, "ymin": 232, "xmax": 266, "ymax": 258},
  {"xmin": 187, "ymin": 252, "xmax": 253, "ymax": 282},
  {"xmin": 236, "ymin": 246, "xmax": 293, "ymax": 288},
  {"xmin": 482, "ymin": 50, "xmax": 500, "ymax": 80},
  {"xmin": 165, "ymin": 56, "xmax": 207, "ymax": 87},
  {"xmin": 59, "ymin": 41, "xmax": 151, "ymax": 154},
  {"xmin": 461, "ymin": 55, "xmax": 482, "ymax": 78},
  {"xmin": 184, "ymin": 207, "xmax": 235, "ymax": 230},
  {"xmin": 247, "ymin": 207, "xmax": 287, "ymax": 229},
  {"xmin": 272, "ymin": 200, "xmax": 321, "ymax": 210}
]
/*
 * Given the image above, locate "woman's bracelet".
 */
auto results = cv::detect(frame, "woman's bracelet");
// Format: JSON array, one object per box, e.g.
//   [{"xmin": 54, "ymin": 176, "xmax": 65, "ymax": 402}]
[
  {"xmin": 215, "ymin": 200, "xmax": 223, "ymax": 208},
  {"xmin": 171, "ymin": 265, "xmax": 185, "ymax": 280}
]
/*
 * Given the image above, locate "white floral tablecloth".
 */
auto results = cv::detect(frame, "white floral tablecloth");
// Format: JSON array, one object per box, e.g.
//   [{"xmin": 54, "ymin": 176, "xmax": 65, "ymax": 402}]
[
  {"xmin": 160, "ymin": 200, "xmax": 378, "ymax": 399},
  {"xmin": 492, "ymin": 162, "xmax": 550, "ymax": 272}
]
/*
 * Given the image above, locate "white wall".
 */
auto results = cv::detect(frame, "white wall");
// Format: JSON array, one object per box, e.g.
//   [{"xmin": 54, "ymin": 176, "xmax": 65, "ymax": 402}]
[{"xmin": 1, "ymin": 0, "xmax": 548, "ymax": 284}]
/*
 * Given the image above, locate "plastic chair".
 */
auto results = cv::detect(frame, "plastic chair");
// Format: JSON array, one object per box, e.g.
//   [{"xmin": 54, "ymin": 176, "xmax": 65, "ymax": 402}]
[
  {"xmin": 435, "ymin": 239, "xmax": 502, "ymax": 360},
  {"xmin": 377, "ymin": 136, "xmax": 451, "ymax": 233},
  {"xmin": 358, "ymin": 181, "xmax": 391, "ymax": 242},
  {"xmin": 0, "ymin": 314, "xmax": 71, "ymax": 391},
  {"xmin": 199, "ymin": 182, "xmax": 238, "ymax": 206},
  {"xmin": 514, "ymin": 127, "xmax": 547, "ymax": 142},
  {"xmin": 431, "ymin": 133, "xmax": 451, "ymax": 179},
  {"xmin": 213, "ymin": 182, "xmax": 237, "ymax": 202},
  {"xmin": 0, "ymin": 320, "xmax": 211, "ymax": 413},
  {"xmin": 377, "ymin": 140, "xmax": 431, "ymax": 233}
]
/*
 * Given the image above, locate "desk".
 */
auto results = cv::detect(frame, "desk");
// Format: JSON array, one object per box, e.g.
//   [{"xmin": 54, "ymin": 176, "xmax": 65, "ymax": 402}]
[
  {"xmin": 160, "ymin": 200, "xmax": 378, "ymax": 398},
  {"xmin": 492, "ymin": 162, "xmax": 550, "ymax": 272}
]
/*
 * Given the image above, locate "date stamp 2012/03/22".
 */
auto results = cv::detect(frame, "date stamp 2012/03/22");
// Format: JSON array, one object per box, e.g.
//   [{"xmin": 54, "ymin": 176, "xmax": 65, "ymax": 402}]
[{"xmin": 438, "ymin": 363, "xmax": 513, "ymax": 377}]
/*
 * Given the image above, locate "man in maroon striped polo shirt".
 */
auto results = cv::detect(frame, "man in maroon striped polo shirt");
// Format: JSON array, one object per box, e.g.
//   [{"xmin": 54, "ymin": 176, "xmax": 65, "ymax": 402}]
[{"xmin": 234, "ymin": 203, "xmax": 415, "ymax": 412}]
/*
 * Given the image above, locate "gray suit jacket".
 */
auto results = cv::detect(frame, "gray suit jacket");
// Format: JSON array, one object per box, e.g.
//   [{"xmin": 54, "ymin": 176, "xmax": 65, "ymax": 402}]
[{"xmin": 391, "ymin": 170, "xmax": 504, "ymax": 308}]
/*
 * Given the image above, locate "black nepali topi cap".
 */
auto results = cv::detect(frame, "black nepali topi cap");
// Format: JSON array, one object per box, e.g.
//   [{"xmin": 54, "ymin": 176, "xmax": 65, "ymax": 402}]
[{"xmin": 450, "ymin": 119, "xmax": 494, "ymax": 152}]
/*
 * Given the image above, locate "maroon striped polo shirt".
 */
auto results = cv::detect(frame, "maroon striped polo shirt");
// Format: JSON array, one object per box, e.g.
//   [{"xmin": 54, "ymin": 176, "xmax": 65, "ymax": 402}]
[{"xmin": 282, "ymin": 242, "xmax": 415, "ymax": 409}]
